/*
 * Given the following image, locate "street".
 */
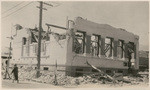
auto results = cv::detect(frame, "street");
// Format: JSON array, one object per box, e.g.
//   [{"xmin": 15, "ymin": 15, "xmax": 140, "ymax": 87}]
[{"xmin": 2, "ymin": 79, "xmax": 59, "ymax": 89}]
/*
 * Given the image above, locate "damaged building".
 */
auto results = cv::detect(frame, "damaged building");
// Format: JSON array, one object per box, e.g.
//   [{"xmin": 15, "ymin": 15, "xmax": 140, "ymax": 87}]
[{"xmin": 11, "ymin": 17, "xmax": 139, "ymax": 76}]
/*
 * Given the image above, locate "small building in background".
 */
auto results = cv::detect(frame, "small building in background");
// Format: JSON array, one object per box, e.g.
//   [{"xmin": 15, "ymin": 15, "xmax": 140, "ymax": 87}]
[{"xmin": 139, "ymin": 51, "xmax": 149, "ymax": 71}]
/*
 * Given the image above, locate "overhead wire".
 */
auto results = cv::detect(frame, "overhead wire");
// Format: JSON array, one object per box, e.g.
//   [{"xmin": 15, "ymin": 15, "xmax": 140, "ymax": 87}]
[
  {"xmin": 48, "ymin": 1, "xmax": 61, "ymax": 7},
  {"xmin": 2, "ymin": 2, "xmax": 34, "ymax": 19},
  {"xmin": 2, "ymin": 1, "xmax": 24, "ymax": 14}
]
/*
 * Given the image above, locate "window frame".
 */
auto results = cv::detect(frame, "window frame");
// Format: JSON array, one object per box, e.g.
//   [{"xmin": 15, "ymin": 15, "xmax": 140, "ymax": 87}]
[
  {"xmin": 73, "ymin": 30, "xmax": 86, "ymax": 54},
  {"xmin": 43, "ymin": 67, "xmax": 49, "ymax": 70},
  {"xmin": 104, "ymin": 37, "xmax": 113, "ymax": 58},
  {"xmin": 118, "ymin": 39, "xmax": 125, "ymax": 59},
  {"xmin": 91, "ymin": 34, "xmax": 100, "ymax": 56}
]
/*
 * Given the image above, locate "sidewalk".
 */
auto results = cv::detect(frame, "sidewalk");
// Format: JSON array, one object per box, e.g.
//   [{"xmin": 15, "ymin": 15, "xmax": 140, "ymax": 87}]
[{"xmin": 2, "ymin": 79, "xmax": 59, "ymax": 89}]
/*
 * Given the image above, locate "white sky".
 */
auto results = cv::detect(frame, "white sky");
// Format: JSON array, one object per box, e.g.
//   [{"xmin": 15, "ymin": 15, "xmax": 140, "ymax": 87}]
[{"xmin": 1, "ymin": 1, "xmax": 149, "ymax": 52}]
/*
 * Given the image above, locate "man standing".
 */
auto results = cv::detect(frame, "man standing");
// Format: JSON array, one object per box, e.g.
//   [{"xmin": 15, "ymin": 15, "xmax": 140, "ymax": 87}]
[{"xmin": 11, "ymin": 64, "xmax": 19, "ymax": 83}]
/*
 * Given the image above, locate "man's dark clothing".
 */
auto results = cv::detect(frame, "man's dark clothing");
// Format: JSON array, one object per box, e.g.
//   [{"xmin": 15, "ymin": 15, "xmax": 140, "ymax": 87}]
[{"xmin": 11, "ymin": 67, "xmax": 18, "ymax": 80}]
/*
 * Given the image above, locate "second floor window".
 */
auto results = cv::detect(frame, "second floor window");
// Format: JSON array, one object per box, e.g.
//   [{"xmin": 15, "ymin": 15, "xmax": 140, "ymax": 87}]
[
  {"xmin": 117, "ymin": 40, "xmax": 125, "ymax": 59},
  {"xmin": 22, "ymin": 37, "xmax": 27, "ymax": 45},
  {"xmin": 73, "ymin": 31, "xmax": 85, "ymax": 54},
  {"xmin": 91, "ymin": 35, "xmax": 100, "ymax": 56},
  {"xmin": 105, "ymin": 37, "xmax": 113, "ymax": 58}
]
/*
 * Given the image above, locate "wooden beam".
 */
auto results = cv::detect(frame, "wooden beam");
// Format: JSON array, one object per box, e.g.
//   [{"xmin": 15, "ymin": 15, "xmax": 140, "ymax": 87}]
[
  {"xmin": 46, "ymin": 23, "xmax": 67, "ymax": 30},
  {"xmin": 86, "ymin": 60, "xmax": 118, "ymax": 83}
]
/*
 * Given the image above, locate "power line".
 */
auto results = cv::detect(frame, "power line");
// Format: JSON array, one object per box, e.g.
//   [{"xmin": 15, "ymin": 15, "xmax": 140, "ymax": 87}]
[
  {"xmin": 2, "ymin": 2, "xmax": 33, "ymax": 19},
  {"xmin": 48, "ymin": 1, "xmax": 61, "ymax": 7},
  {"xmin": 2, "ymin": 2, "xmax": 24, "ymax": 14}
]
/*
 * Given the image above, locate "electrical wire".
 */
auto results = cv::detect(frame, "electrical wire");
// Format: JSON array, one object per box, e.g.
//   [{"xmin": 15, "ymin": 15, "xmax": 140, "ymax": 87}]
[
  {"xmin": 2, "ymin": 2, "xmax": 33, "ymax": 19},
  {"xmin": 48, "ymin": 1, "xmax": 61, "ymax": 7},
  {"xmin": 2, "ymin": 1, "xmax": 24, "ymax": 14}
]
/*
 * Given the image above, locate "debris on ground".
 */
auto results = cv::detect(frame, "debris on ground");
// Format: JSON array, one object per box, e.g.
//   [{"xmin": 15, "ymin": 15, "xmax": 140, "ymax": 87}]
[
  {"xmin": 16, "ymin": 68, "xmax": 149, "ymax": 86},
  {"xmin": 6, "ymin": 66, "xmax": 148, "ymax": 87}
]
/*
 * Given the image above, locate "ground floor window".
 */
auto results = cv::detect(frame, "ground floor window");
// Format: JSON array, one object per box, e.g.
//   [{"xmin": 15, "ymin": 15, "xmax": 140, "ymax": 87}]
[
  {"xmin": 43, "ymin": 67, "xmax": 49, "ymax": 70},
  {"xmin": 118, "ymin": 70, "xmax": 123, "ymax": 73},
  {"xmin": 92, "ymin": 69, "xmax": 99, "ymax": 73},
  {"xmin": 75, "ymin": 68, "xmax": 83, "ymax": 77}
]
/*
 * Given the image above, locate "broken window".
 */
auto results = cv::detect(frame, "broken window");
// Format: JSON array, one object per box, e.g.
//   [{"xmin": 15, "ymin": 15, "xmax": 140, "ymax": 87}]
[
  {"xmin": 22, "ymin": 37, "xmax": 27, "ymax": 45},
  {"xmin": 73, "ymin": 31, "xmax": 85, "ymax": 54},
  {"xmin": 31, "ymin": 32, "xmax": 38, "ymax": 43},
  {"xmin": 127, "ymin": 42, "xmax": 135, "ymax": 67},
  {"xmin": 117, "ymin": 40, "xmax": 125, "ymax": 59},
  {"xmin": 128, "ymin": 42, "xmax": 135, "ymax": 59},
  {"xmin": 105, "ymin": 37, "xmax": 113, "ymax": 58},
  {"xmin": 91, "ymin": 35, "xmax": 100, "ymax": 56}
]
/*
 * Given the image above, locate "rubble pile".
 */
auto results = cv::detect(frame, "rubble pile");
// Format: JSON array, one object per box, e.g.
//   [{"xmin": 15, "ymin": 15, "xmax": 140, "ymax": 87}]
[
  {"xmin": 18, "ymin": 67, "xmax": 36, "ymax": 81},
  {"xmin": 31, "ymin": 73, "xmax": 104, "ymax": 86},
  {"xmin": 16, "ymin": 67, "xmax": 149, "ymax": 86},
  {"xmin": 31, "ymin": 72, "xmax": 55, "ymax": 83},
  {"xmin": 122, "ymin": 75, "xmax": 149, "ymax": 85},
  {"xmin": 17, "ymin": 68, "xmax": 104, "ymax": 86},
  {"xmin": 55, "ymin": 74, "xmax": 103, "ymax": 85}
]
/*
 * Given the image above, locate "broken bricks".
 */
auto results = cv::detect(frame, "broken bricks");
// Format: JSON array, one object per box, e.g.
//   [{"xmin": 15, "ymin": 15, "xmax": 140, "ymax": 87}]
[{"xmin": 15, "ymin": 66, "xmax": 148, "ymax": 86}]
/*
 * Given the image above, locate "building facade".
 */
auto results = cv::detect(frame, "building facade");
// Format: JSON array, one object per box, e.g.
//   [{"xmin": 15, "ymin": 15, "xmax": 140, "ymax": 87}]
[{"xmin": 11, "ymin": 17, "xmax": 139, "ymax": 76}]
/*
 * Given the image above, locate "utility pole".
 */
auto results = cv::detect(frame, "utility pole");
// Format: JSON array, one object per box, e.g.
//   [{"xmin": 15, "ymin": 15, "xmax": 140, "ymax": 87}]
[
  {"xmin": 8, "ymin": 42, "xmax": 12, "ymax": 69},
  {"xmin": 4, "ymin": 41, "xmax": 11, "ymax": 79},
  {"xmin": 5, "ymin": 24, "xmax": 13, "ymax": 79},
  {"xmin": 36, "ymin": 1, "xmax": 43, "ymax": 78},
  {"xmin": 36, "ymin": 1, "xmax": 53, "ymax": 78}
]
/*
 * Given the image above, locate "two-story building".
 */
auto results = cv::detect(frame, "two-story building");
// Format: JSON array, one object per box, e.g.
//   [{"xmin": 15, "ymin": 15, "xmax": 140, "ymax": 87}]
[{"xmin": 11, "ymin": 17, "xmax": 139, "ymax": 76}]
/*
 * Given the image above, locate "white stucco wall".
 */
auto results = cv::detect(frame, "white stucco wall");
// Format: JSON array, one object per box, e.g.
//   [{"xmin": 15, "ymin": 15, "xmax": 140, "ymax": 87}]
[{"xmin": 11, "ymin": 28, "xmax": 67, "ymax": 66}]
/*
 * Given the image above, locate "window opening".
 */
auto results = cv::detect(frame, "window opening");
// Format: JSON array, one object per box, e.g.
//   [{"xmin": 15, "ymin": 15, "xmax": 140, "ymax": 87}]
[
  {"xmin": 91, "ymin": 35, "xmax": 100, "ymax": 56},
  {"xmin": 73, "ymin": 31, "xmax": 85, "ymax": 54},
  {"xmin": 105, "ymin": 37, "xmax": 113, "ymax": 58}
]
